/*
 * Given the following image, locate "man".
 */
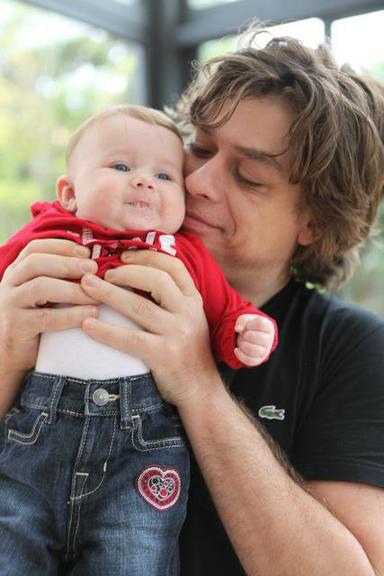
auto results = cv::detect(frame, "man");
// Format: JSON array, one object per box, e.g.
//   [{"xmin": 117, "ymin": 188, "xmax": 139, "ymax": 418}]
[{"xmin": 1, "ymin": 30, "xmax": 383, "ymax": 575}]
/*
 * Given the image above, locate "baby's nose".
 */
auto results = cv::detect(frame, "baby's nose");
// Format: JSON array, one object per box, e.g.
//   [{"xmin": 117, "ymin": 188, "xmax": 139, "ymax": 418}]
[{"xmin": 131, "ymin": 175, "xmax": 155, "ymax": 190}]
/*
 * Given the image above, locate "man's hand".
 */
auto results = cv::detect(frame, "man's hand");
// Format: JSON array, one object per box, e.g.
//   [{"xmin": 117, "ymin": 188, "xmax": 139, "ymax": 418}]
[
  {"xmin": 0, "ymin": 239, "xmax": 98, "ymax": 379},
  {"xmin": 234, "ymin": 314, "xmax": 276, "ymax": 366},
  {"xmin": 81, "ymin": 250, "xmax": 220, "ymax": 407}
]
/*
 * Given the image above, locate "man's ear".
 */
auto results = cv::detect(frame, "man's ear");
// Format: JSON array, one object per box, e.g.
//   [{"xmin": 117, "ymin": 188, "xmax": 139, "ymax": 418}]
[
  {"xmin": 298, "ymin": 213, "xmax": 316, "ymax": 247},
  {"xmin": 56, "ymin": 175, "xmax": 77, "ymax": 213}
]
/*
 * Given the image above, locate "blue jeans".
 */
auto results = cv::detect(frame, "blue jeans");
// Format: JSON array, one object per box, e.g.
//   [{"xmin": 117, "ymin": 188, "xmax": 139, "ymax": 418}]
[{"xmin": 0, "ymin": 371, "xmax": 189, "ymax": 575}]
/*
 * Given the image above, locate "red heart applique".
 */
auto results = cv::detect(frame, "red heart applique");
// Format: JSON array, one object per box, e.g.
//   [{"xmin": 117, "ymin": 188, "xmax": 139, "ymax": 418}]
[{"xmin": 136, "ymin": 465, "xmax": 181, "ymax": 511}]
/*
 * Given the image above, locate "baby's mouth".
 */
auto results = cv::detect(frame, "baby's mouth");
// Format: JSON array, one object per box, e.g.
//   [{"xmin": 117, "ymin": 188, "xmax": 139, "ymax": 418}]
[{"xmin": 127, "ymin": 201, "xmax": 154, "ymax": 210}]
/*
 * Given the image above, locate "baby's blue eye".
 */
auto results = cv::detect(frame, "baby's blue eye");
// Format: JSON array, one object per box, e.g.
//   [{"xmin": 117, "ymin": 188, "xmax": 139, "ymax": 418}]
[
  {"xmin": 157, "ymin": 173, "xmax": 171, "ymax": 181},
  {"xmin": 113, "ymin": 163, "xmax": 130, "ymax": 172}
]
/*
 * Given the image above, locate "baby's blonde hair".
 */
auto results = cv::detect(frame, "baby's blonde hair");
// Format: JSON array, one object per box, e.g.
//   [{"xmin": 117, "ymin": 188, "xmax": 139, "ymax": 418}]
[{"xmin": 66, "ymin": 104, "xmax": 183, "ymax": 168}]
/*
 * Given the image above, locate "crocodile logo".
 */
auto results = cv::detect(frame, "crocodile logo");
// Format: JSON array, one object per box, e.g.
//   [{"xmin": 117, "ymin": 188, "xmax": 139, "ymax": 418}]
[{"xmin": 258, "ymin": 405, "xmax": 285, "ymax": 421}]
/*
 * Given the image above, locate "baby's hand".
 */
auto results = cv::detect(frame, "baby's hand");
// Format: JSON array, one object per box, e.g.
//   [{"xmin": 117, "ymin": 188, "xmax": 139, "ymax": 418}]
[{"xmin": 234, "ymin": 314, "xmax": 276, "ymax": 367}]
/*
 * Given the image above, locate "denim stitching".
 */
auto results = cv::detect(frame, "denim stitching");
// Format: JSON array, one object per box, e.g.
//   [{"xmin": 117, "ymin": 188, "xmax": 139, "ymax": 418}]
[
  {"xmin": 7, "ymin": 412, "xmax": 48, "ymax": 445},
  {"xmin": 1, "ymin": 407, "xmax": 21, "ymax": 450},
  {"xmin": 66, "ymin": 417, "xmax": 90, "ymax": 558},
  {"xmin": 131, "ymin": 402, "xmax": 164, "ymax": 414},
  {"xmin": 72, "ymin": 416, "xmax": 117, "ymax": 500},
  {"xmin": 60, "ymin": 409, "xmax": 83, "ymax": 418},
  {"xmin": 21, "ymin": 401, "xmax": 49, "ymax": 410},
  {"xmin": 46, "ymin": 377, "xmax": 63, "ymax": 423},
  {"xmin": 121, "ymin": 381, "xmax": 130, "ymax": 429},
  {"xmin": 131, "ymin": 414, "xmax": 184, "ymax": 452},
  {"xmin": 33, "ymin": 373, "xmax": 122, "ymax": 386},
  {"xmin": 70, "ymin": 473, "xmax": 88, "ymax": 559},
  {"xmin": 23, "ymin": 379, "xmax": 162, "ymax": 417},
  {"xmin": 3, "ymin": 406, "xmax": 20, "ymax": 422},
  {"xmin": 17, "ymin": 403, "xmax": 85, "ymax": 418}
]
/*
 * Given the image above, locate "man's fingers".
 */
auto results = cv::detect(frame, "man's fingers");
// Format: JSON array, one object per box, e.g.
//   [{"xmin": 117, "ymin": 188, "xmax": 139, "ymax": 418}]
[
  {"xmin": 104, "ymin": 265, "xmax": 191, "ymax": 312},
  {"xmin": 6, "ymin": 253, "xmax": 98, "ymax": 287},
  {"xmin": 120, "ymin": 250, "xmax": 197, "ymax": 297},
  {"xmin": 24, "ymin": 304, "xmax": 98, "ymax": 334},
  {"xmin": 5, "ymin": 239, "xmax": 90, "ymax": 275},
  {"xmin": 81, "ymin": 274, "xmax": 172, "ymax": 333},
  {"xmin": 12, "ymin": 239, "xmax": 90, "ymax": 264},
  {"xmin": 14, "ymin": 277, "xmax": 98, "ymax": 308},
  {"xmin": 82, "ymin": 317, "xmax": 157, "ymax": 364}
]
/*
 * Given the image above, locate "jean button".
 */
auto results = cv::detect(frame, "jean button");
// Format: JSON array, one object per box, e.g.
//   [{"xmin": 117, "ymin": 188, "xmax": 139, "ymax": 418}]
[{"xmin": 92, "ymin": 388, "xmax": 109, "ymax": 406}]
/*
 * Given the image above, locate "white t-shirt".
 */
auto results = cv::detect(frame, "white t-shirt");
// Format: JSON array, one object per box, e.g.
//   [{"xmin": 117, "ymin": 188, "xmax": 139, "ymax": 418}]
[{"xmin": 35, "ymin": 303, "xmax": 149, "ymax": 380}]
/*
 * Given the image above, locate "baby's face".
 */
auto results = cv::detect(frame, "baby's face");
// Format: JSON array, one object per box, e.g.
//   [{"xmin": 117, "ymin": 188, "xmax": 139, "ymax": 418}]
[{"xmin": 60, "ymin": 114, "xmax": 185, "ymax": 234}]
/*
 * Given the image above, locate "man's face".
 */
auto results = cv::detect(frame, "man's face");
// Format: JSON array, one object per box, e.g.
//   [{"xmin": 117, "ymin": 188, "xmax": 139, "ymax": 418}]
[
  {"xmin": 59, "ymin": 114, "xmax": 185, "ymax": 234},
  {"xmin": 182, "ymin": 96, "xmax": 313, "ymax": 299}
]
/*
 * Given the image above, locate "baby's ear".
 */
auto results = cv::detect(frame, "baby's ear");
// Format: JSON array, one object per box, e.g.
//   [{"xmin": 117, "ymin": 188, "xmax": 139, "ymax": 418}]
[{"xmin": 56, "ymin": 175, "xmax": 77, "ymax": 213}]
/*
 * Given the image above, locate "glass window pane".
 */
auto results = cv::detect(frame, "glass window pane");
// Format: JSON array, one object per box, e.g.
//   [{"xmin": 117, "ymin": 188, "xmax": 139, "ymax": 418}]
[
  {"xmin": 331, "ymin": 10, "xmax": 384, "ymax": 77},
  {"xmin": 199, "ymin": 18, "xmax": 325, "ymax": 61},
  {"xmin": 263, "ymin": 18, "xmax": 325, "ymax": 49},
  {"xmin": 0, "ymin": 0, "xmax": 145, "ymax": 242},
  {"xmin": 198, "ymin": 35, "xmax": 238, "ymax": 62},
  {"xmin": 189, "ymin": 0, "xmax": 239, "ymax": 9},
  {"xmin": 332, "ymin": 11, "xmax": 384, "ymax": 316}
]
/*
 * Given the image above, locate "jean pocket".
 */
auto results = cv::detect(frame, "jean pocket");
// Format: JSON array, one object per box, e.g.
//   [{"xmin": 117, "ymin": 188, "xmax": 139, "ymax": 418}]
[
  {"xmin": 7, "ymin": 409, "xmax": 48, "ymax": 446},
  {"xmin": 132, "ymin": 403, "xmax": 186, "ymax": 452}
]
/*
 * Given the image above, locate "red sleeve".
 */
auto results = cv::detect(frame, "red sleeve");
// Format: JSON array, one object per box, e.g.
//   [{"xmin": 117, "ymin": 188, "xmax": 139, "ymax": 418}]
[
  {"xmin": 0, "ymin": 201, "xmax": 89, "ymax": 280},
  {"xmin": 174, "ymin": 232, "xmax": 278, "ymax": 369}
]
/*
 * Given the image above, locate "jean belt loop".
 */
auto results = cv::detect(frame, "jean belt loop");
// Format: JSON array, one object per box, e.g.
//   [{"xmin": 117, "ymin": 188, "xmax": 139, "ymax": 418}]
[
  {"xmin": 119, "ymin": 378, "xmax": 132, "ymax": 429},
  {"xmin": 45, "ymin": 375, "xmax": 66, "ymax": 425}
]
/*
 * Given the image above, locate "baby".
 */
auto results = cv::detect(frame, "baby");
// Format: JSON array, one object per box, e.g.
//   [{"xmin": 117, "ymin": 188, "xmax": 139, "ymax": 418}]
[{"xmin": 0, "ymin": 105, "xmax": 277, "ymax": 575}]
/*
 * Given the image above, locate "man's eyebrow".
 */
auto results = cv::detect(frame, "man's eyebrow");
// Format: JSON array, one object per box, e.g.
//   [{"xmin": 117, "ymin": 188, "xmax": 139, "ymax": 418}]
[{"xmin": 234, "ymin": 145, "xmax": 288, "ymax": 174}]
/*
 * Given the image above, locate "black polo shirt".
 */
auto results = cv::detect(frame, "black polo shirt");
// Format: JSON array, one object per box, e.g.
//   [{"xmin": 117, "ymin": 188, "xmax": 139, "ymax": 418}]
[{"xmin": 180, "ymin": 279, "xmax": 384, "ymax": 575}]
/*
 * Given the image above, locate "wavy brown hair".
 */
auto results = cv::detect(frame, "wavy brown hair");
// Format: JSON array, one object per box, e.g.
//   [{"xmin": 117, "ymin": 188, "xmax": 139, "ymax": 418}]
[{"xmin": 176, "ymin": 29, "xmax": 384, "ymax": 288}]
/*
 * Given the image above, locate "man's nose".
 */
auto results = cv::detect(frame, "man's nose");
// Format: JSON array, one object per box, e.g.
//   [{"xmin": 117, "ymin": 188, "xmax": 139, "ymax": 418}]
[
  {"xmin": 185, "ymin": 157, "xmax": 221, "ymax": 202},
  {"xmin": 131, "ymin": 174, "xmax": 155, "ymax": 190}
]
